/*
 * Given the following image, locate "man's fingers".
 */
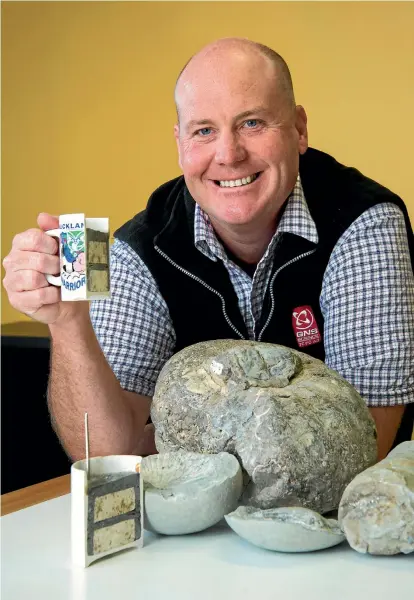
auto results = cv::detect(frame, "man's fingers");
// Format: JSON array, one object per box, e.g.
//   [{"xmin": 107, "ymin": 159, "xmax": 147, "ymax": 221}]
[
  {"xmin": 37, "ymin": 212, "xmax": 59, "ymax": 232},
  {"xmin": 4, "ymin": 250, "xmax": 60, "ymax": 275},
  {"xmin": 7, "ymin": 285, "xmax": 61, "ymax": 315},
  {"xmin": 11, "ymin": 229, "xmax": 58, "ymax": 255},
  {"xmin": 3, "ymin": 269, "xmax": 51, "ymax": 293}
]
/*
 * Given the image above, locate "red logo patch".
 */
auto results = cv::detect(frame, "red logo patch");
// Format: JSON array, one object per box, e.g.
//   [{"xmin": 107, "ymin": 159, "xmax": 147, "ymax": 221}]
[{"xmin": 292, "ymin": 306, "xmax": 321, "ymax": 348}]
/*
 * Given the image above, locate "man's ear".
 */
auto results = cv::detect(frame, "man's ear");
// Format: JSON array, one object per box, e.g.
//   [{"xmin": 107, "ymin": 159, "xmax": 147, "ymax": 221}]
[
  {"xmin": 174, "ymin": 124, "xmax": 183, "ymax": 170},
  {"xmin": 295, "ymin": 106, "xmax": 309, "ymax": 155}
]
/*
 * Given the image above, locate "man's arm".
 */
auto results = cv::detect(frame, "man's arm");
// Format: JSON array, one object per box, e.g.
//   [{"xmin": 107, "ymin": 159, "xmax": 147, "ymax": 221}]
[
  {"xmin": 369, "ymin": 405, "xmax": 405, "ymax": 461},
  {"xmin": 322, "ymin": 203, "xmax": 414, "ymax": 462},
  {"xmin": 50, "ymin": 239, "xmax": 175, "ymax": 459},
  {"xmin": 48, "ymin": 304, "xmax": 152, "ymax": 460},
  {"xmin": 3, "ymin": 214, "xmax": 172, "ymax": 460}
]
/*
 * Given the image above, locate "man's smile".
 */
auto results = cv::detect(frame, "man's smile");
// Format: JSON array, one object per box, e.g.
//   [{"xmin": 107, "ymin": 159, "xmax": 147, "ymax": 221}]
[{"xmin": 211, "ymin": 172, "xmax": 263, "ymax": 188}]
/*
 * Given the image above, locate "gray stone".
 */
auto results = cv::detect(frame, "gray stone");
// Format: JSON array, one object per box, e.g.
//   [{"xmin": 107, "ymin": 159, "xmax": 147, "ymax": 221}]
[
  {"xmin": 338, "ymin": 441, "xmax": 414, "ymax": 555},
  {"xmin": 225, "ymin": 505, "xmax": 345, "ymax": 552},
  {"xmin": 141, "ymin": 451, "xmax": 242, "ymax": 535},
  {"xmin": 151, "ymin": 340, "xmax": 377, "ymax": 514}
]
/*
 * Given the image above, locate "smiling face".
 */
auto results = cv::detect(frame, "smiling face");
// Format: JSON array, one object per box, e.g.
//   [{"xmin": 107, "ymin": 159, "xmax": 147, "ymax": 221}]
[{"xmin": 174, "ymin": 42, "xmax": 308, "ymax": 233}]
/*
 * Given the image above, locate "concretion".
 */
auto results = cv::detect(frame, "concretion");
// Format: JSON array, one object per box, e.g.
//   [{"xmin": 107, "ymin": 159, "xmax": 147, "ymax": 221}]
[
  {"xmin": 152, "ymin": 340, "xmax": 377, "ymax": 513},
  {"xmin": 338, "ymin": 441, "xmax": 414, "ymax": 555},
  {"xmin": 225, "ymin": 505, "xmax": 345, "ymax": 552},
  {"xmin": 141, "ymin": 451, "xmax": 242, "ymax": 535}
]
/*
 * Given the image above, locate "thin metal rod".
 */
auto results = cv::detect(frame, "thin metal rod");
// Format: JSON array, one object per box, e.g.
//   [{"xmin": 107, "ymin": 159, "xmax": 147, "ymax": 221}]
[{"xmin": 85, "ymin": 412, "xmax": 90, "ymax": 478}]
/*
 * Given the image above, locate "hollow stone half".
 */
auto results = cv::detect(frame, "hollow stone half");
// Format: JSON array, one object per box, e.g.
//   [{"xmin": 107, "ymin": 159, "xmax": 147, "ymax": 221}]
[
  {"xmin": 225, "ymin": 505, "xmax": 345, "ymax": 552},
  {"xmin": 141, "ymin": 451, "xmax": 243, "ymax": 535},
  {"xmin": 152, "ymin": 340, "xmax": 377, "ymax": 513}
]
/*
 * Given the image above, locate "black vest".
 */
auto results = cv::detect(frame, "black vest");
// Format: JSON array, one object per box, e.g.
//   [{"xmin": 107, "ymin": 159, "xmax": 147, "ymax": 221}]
[{"xmin": 115, "ymin": 148, "xmax": 414, "ymax": 361}]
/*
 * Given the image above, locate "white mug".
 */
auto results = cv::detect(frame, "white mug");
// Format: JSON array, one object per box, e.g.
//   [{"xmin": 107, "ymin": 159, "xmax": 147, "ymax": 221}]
[{"xmin": 45, "ymin": 213, "xmax": 110, "ymax": 301}]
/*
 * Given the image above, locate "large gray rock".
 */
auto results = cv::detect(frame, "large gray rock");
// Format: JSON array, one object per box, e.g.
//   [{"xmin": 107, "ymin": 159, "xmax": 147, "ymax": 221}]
[
  {"xmin": 225, "ymin": 505, "xmax": 345, "ymax": 552},
  {"xmin": 151, "ymin": 340, "xmax": 377, "ymax": 514},
  {"xmin": 338, "ymin": 441, "xmax": 414, "ymax": 555}
]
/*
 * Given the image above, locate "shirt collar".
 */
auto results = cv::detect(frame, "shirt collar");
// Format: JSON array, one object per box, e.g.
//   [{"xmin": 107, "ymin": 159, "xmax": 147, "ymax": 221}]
[
  {"xmin": 194, "ymin": 175, "xmax": 318, "ymax": 262},
  {"xmin": 277, "ymin": 176, "xmax": 319, "ymax": 244}
]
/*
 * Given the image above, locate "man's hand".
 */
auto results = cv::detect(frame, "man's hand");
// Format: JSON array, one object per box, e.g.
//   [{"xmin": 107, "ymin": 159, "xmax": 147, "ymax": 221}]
[
  {"xmin": 369, "ymin": 405, "xmax": 405, "ymax": 461},
  {"xmin": 2, "ymin": 213, "xmax": 81, "ymax": 325},
  {"xmin": 135, "ymin": 423, "xmax": 158, "ymax": 456}
]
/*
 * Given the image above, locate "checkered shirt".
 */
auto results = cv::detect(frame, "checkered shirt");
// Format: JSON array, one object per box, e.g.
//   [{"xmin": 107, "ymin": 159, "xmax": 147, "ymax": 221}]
[{"xmin": 90, "ymin": 178, "xmax": 414, "ymax": 407}]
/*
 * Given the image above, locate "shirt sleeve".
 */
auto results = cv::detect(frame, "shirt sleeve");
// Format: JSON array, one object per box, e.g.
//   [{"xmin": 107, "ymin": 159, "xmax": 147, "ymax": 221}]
[
  {"xmin": 89, "ymin": 239, "xmax": 176, "ymax": 397},
  {"xmin": 320, "ymin": 202, "xmax": 414, "ymax": 407}
]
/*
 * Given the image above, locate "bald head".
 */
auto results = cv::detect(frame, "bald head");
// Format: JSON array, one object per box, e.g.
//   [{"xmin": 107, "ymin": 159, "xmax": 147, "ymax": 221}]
[{"xmin": 175, "ymin": 38, "xmax": 296, "ymax": 121}]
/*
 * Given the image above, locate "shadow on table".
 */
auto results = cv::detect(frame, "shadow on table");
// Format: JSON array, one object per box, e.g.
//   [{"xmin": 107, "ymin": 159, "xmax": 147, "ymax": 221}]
[{"xmin": 208, "ymin": 520, "xmax": 414, "ymax": 570}]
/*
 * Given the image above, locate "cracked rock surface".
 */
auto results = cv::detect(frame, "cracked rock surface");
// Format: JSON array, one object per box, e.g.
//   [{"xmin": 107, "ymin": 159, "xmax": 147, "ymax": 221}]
[
  {"xmin": 151, "ymin": 340, "xmax": 377, "ymax": 514},
  {"xmin": 338, "ymin": 441, "xmax": 414, "ymax": 555}
]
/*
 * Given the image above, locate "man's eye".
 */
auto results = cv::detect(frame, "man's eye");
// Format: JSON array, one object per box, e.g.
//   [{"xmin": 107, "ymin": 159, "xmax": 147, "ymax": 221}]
[
  {"xmin": 244, "ymin": 119, "xmax": 259, "ymax": 128},
  {"xmin": 196, "ymin": 128, "xmax": 212, "ymax": 136}
]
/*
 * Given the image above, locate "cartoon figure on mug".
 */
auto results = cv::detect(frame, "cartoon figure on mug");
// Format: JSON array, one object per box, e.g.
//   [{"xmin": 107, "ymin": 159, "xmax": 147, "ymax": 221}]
[{"xmin": 61, "ymin": 231, "xmax": 86, "ymax": 276}]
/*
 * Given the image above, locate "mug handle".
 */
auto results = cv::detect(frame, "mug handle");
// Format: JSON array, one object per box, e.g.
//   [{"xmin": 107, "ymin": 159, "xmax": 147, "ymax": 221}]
[{"xmin": 44, "ymin": 228, "xmax": 62, "ymax": 286}]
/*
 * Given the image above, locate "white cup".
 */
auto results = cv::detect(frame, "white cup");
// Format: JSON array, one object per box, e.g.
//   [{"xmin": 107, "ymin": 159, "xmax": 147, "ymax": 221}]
[{"xmin": 45, "ymin": 213, "xmax": 110, "ymax": 301}]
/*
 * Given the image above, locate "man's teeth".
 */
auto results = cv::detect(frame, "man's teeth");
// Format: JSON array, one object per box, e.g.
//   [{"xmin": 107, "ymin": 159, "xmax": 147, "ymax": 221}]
[{"xmin": 219, "ymin": 174, "xmax": 258, "ymax": 187}]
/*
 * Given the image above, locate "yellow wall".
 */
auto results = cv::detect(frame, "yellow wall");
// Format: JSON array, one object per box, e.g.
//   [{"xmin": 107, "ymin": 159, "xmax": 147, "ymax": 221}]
[{"xmin": 2, "ymin": 1, "xmax": 414, "ymax": 325}]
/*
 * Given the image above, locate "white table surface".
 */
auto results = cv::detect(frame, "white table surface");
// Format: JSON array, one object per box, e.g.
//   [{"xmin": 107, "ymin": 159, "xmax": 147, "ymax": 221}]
[{"xmin": 1, "ymin": 493, "xmax": 413, "ymax": 600}]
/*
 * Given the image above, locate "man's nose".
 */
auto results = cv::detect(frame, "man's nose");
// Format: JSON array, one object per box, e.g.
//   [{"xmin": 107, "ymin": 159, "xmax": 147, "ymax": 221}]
[{"xmin": 214, "ymin": 131, "xmax": 246, "ymax": 165}]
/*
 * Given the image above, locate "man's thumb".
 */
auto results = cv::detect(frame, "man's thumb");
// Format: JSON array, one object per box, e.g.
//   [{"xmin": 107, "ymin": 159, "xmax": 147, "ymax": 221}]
[{"xmin": 37, "ymin": 212, "xmax": 59, "ymax": 232}]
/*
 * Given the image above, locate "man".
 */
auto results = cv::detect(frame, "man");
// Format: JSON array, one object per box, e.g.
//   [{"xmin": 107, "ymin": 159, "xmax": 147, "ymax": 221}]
[{"xmin": 3, "ymin": 38, "xmax": 413, "ymax": 462}]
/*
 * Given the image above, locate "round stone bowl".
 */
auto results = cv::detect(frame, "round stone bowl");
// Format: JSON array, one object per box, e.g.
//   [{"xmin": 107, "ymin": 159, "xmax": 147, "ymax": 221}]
[
  {"xmin": 225, "ymin": 506, "xmax": 345, "ymax": 552},
  {"xmin": 141, "ymin": 451, "xmax": 243, "ymax": 535}
]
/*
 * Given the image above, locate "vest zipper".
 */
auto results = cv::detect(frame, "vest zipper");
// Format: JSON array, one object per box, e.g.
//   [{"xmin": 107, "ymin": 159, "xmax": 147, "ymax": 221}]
[
  {"xmin": 154, "ymin": 245, "xmax": 245, "ymax": 340},
  {"xmin": 257, "ymin": 248, "xmax": 317, "ymax": 342}
]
